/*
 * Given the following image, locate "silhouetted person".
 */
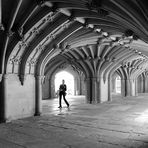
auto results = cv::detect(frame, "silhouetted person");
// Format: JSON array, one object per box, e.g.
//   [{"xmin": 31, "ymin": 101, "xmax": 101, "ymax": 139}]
[{"xmin": 58, "ymin": 80, "xmax": 69, "ymax": 108}]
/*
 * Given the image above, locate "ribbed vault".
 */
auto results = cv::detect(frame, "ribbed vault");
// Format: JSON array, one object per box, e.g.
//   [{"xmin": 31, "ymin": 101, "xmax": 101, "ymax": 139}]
[{"xmin": 0, "ymin": 0, "xmax": 147, "ymax": 84}]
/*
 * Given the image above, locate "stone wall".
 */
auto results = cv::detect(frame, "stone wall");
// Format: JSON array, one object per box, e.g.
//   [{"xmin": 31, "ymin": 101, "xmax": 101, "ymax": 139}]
[{"xmin": 5, "ymin": 74, "xmax": 35, "ymax": 121}]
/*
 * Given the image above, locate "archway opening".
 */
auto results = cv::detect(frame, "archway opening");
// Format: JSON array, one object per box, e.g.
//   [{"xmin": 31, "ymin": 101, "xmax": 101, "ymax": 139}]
[
  {"xmin": 55, "ymin": 71, "xmax": 74, "ymax": 96},
  {"xmin": 116, "ymin": 76, "xmax": 121, "ymax": 94}
]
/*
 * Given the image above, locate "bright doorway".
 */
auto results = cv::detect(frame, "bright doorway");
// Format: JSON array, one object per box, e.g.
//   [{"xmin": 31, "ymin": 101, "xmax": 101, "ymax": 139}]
[{"xmin": 55, "ymin": 71, "xmax": 74, "ymax": 96}]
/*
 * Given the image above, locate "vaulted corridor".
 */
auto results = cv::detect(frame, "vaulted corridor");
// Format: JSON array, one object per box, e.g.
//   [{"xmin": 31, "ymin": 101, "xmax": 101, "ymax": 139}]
[{"xmin": 1, "ymin": 0, "xmax": 148, "ymax": 147}]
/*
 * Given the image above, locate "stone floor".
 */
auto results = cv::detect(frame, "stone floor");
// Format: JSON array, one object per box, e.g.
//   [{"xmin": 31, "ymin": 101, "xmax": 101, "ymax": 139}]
[{"xmin": 1, "ymin": 94, "xmax": 148, "ymax": 148}]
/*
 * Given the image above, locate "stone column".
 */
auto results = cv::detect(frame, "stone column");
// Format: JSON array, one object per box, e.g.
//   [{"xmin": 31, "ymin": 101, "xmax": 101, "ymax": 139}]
[
  {"xmin": 79, "ymin": 77, "xmax": 82, "ymax": 95},
  {"xmin": 121, "ymin": 79, "xmax": 126, "ymax": 97},
  {"xmin": 34, "ymin": 75, "xmax": 43, "ymax": 116},
  {"xmin": 80, "ymin": 77, "xmax": 85, "ymax": 95},
  {"xmin": 48, "ymin": 78, "xmax": 51, "ymax": 98},
  {"xmin": 98, "ymin": 76, "xmax": 108, "ymax": 103},
  {"xmin": 125, "ymin": 79, "xmax": 131, "ymax": 96},
  {"xmin": 0, "ymin": 74, "xmax": 8, "ymax": 122},
  {"xmin": 85, "ymin": 78, "xmax": 91, "ymax": 103},
  {"xmin": 74, "ymin": 77, "xmax": 80, "ymax": 95},
  {"xmin": 108, "ymin": 76, "xmax": 112, "ymax": 101},
  {"xmin": 135, "ymin": 79, "xmax": 138, "ymax": 96},
  {"xmin": 130, "ymin": 79, "xmax": 137, "ymax": 96},
  {"xmin": 91, "ymin": 77, "xmax": 98, "ymax": 103},
  {"xmin": 143, "ymin": 77, "xmax": 146, "ymax": 93},
  {"xmin": 140, "ymin": 76, "xmax": 144, "ymax": 93},
  {"xmin": 144, "ymin": 77, "xmax": 148, "ymax": 93},
  {"xmin": 77, "ymin": 77, "xmax": 80, "ymax": 95},
  {"xmin": 85, "ymin": 77, "xmax": 99, "ymax": 104},
  {"xmin": 112, "ymin": 77, "xmax": 116, "ymax": 93},
  {"xmin": 74, "ymin": 77, "xmax": 77, "ymax": 95},
  {"xmin": 49, "ymin": 77, "xmax": 55, "ymax": 98}
]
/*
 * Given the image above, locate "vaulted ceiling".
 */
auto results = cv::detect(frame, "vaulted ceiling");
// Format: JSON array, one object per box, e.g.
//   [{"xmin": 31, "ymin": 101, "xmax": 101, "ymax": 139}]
[{"xmin": 1, "ymin": 0, "xmax": 148, "ymax": 83}]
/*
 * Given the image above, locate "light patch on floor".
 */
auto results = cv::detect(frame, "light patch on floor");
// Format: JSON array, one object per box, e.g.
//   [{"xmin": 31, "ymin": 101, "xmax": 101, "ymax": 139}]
[
  {"xmin": 109, "ymin": 105, "xmax": 131, "ymax": 111},
  {"xmin": 135, "ymin": 109, "xmax": 148, "ymax": 123}
]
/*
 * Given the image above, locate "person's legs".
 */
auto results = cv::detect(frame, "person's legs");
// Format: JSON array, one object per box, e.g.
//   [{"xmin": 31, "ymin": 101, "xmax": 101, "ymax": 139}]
[{"xmin": 63, "ymin": 93, "xmax": 69, "ymax": 107}]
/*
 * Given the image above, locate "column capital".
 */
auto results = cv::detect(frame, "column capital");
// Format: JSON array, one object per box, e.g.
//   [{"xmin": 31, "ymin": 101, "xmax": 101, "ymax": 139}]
[
  {"xmin": 35, "ymin": 75, "xmax": 45, "ymax": 85},
  {"xmin": 3, "ymin": 74, "xmax": 9, "ymax": 79},
  {"xmin": 0, "ymin": 74, "xmax": 9, "ymax": 82},
  {"xmin": 35, "ymin": 75, "xmax": 45, "ymax": 79}
]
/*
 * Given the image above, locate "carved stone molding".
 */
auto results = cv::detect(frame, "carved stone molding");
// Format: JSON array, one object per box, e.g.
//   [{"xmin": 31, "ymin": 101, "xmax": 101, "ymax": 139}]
[
  {"xmin": 3, "ymin": 74, "xmax": 9, "ymax": 79},
  {"xmin": 35, "ymin": 75, "xmax": 45, "ymax": 85},
  {"xmin": 38, "ymin": 44, "xmax": 44, "ymax": 52},
  {"xmin": 21, "ymin": 40, "xmax": 28, "ymax": 48},
  {"xmin": 46, "ymin": 14, "xmax": 53, "ymax": 22},
  {"xmin": 27, "ymin": 58, "xmax": 37, "ymax": 66},
  {"xmin": 9, "ymin": 56, "xmax": 21, "ymax": 65},
  {"xmin": 32, "ymin": 27, "xmax": 40, "ymax": 35}
]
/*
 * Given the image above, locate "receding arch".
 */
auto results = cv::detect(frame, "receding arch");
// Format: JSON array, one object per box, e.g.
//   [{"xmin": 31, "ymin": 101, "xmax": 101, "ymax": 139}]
[{"xmin": 42, "ymin": 63, "xmax": 86, "ymax": 102}]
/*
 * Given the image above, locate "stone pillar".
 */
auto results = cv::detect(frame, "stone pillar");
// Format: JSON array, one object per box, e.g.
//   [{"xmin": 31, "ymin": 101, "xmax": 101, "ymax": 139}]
[
  {"xmin": 99, "ymin": 76, "xmax": 108, "ymax": 102},
  {"xmin": 34, "ymin": 75, "xmax": 43, "ymax": 116},
  {"xmin": 121, "ymin": 79, "xmax": 126, "ymax": 97},
  {"xmin": 42, "ymin": 76, "xmax": 50, "ymax": 99},
  {"xmin": 140, "ymin": 76, "xmax": 144, "ymax": 93},
  {"xmin": 135, "ymin": 79, "xmax": 138, "ymax": 96},
  {"xmin": 74, "ymin": 77, "xmax": 80, "ymax": 95},
  {"xmin": 49, "ymin": 77, "xmax": 56, "ymax": 98},
  {"xmin": 50, "ymin": 77, "xmax": 55, "ymax": 98},
  {"xmin": 80, "ymin": 77, "xmax": 85, "ymax": 95},
  {"xmin": 121, "ymin": 78, "xmax": 137, "ymax": 97},
  {"xmin": 77, "ymin": 77, "xmax": 80, "ymax": 95},
  {"xmin": 143, "ymin": 77, "xmax": 146, "ymax": 93},
  {"xmin": 131, "ymin": 79, "xmax": 137, "ymax": 96},
  {"xmin": 137, "ymin": 76, "xmax": 141, "ymax": 93},
  {"xmin": 112, "ymin": 77, "xmax": 116, "ymax": 93},
  {"xmin": 144, "ymin": 77, "xmax": 148, "ymax": 93},
  {"xmin": 85, "ymin": 77, "xmax": 101, "ymax": 103},
  {"xmin": 85, "ymin": 78, "xmax": 91, "ymax": 103},
  {"xmin": 48, "ymin": 78, "xmax": 51, "ymax": 98},
  {"xmin": 108, "ymin": 76, "xmax": 112, "ymax": 101},
  {"xmin": 74, "ymin": 78, "xmax": 77, "ymax": 95},
  {"xmin": 125, "ymin": 79, "xmax": 131, "ymax": 96},
  {"xmin": 79, "ymin": 77, "xmax": 82, "ymax": 95},
  {"xmin": 0, "ymin": 74, "xmax": 8, "ymax": 122},
  {"xmin": 91, "ymin": 77, "xmax": 98, "ymax": 103}
]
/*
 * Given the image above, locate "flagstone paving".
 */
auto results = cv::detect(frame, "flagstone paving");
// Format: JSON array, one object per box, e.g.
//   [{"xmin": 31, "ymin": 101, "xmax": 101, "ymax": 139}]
[{"xmin": 0, "ymin": 94, "xmax": 148, "ymax": 148}]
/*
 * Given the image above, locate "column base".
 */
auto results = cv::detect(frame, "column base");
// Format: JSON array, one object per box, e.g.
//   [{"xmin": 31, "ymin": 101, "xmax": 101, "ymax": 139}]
[
  {"xmin": 0, "ymin": 118, "xmax": 10, "ymax": 123},
  {"xmin": 34, "ymin": 112, "xmax": 41, "ymax": 116}
]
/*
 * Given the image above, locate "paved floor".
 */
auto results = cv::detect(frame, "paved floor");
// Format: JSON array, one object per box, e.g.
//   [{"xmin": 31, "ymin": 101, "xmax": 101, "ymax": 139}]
[{"xmin": 1, "ymin": 94, "xmax": 148, "ymax": 148}]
